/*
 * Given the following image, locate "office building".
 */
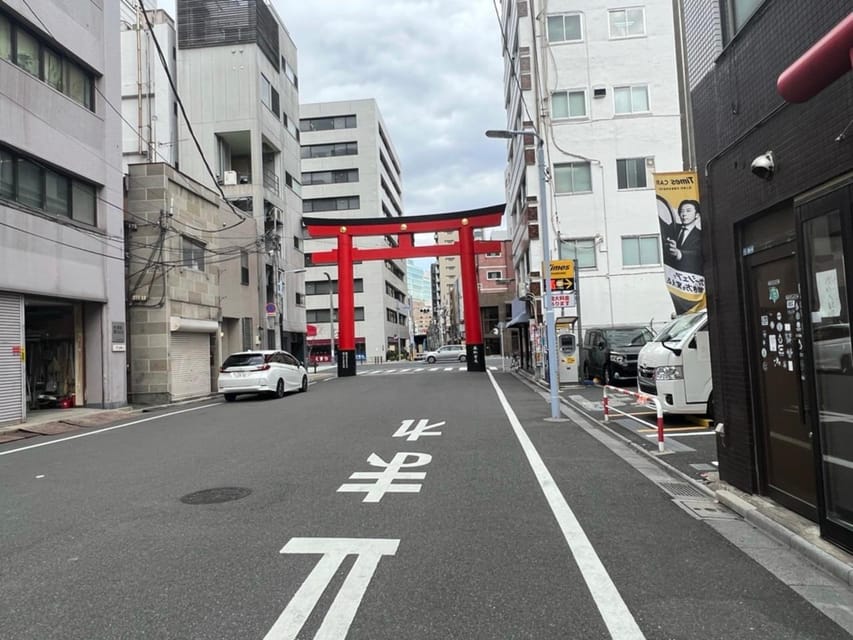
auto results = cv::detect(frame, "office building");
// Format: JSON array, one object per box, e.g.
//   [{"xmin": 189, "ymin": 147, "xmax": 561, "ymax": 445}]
[
  {"xmin": 0, "ymin": 0, "xmax": 126, "ymax": 424},
  {"xmin": 301, "ymin": 99, "xmax": 408, "ymax": 363}
]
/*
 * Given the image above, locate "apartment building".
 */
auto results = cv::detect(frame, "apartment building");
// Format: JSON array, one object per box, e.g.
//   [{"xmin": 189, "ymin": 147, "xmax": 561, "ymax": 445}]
[
  {"xmin": 682, "ymin": 0, "xmax": 853, "ymax": 553},
  {"xmin": 475, "ymin": 229, "xmax": 515, "ymax": 356},
  {"xmin": 496, "ymin": 0, "xmax": 687, "ymax": 345},
  {"xmin": 176, "ymin": 0, "xmax": 305, "ymax": 357},
  {"xmin": 433, "ymin": 231, "xmax": 462, "ymax": 345},
  {"xmin": 406, "ymin": 259, "xmax": 433, "ymax": 356},
  {"xmin": 300, "ymin": 99, "xmax": 408, "ymax": 364},
  {"xmin": 0, "ymin": 0, "xmax": 126, "ymax": 424}
]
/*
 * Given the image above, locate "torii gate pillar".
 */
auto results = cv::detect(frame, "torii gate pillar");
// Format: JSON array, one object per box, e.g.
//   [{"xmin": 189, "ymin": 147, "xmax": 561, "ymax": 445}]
[{"xmin": 459, "ymin": 222, "xmax": 486, "ymax": 371}]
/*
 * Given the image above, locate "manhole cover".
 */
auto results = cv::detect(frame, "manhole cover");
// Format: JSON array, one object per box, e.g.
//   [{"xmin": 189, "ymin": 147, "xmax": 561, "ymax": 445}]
[{"xmin": 180, "ymin": 487, "xmax": 252, "ymax": 505}]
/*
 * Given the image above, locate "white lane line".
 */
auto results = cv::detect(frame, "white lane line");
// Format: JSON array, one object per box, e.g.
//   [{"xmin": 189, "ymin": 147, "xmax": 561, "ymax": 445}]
[
  {"xmin": 443, "ymin": 367, "xmax": 454, "ymax": 371},
  {"xmin": 487, "ymin": 371, "xmax": 645, "ymax": 640},
  {"xmin": 429, "ymin": 367, "xmax": 440, "ymax": 371},
  {"xmin": 0, "ymin": 403, "xmax": 222, "ymax": 457},
  {"xmin": 398, "ymin": 368, "xmax": 412, "ymax": 373}
]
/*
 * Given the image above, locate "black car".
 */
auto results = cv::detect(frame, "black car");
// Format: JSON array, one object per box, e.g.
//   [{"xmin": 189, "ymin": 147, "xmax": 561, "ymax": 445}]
[{"xmin": 581, "ymin": 325, "xmax": 654, "ymax": 385}]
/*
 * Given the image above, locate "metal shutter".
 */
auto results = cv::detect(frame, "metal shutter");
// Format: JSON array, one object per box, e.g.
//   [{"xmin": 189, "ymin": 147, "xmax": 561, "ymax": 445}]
[
  {"xmin": 170, "ymin": 332, "xmax": 210, "ymax": 400},
  {"xmin": 0, "ymin": 294, "xmax": 24, "ymax": 423}
]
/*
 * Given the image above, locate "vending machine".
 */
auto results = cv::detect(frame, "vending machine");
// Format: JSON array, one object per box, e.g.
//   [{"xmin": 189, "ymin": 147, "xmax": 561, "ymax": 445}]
[{"xmin": 556, "ymin": 319, "xmax": 579, "ymax": 384}]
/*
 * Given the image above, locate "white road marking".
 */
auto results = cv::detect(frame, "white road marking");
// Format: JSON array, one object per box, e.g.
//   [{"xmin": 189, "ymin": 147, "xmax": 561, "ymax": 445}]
[
  {"xmin": 429, "ymin": 367, "xmax": 440, "ymax": 371},
  {"xmin": 337, "ymin": 452, "xmax": 432, "ymax": 502},
  {"xmin": 0, "ymin": 403, "xmax": 222, "ymax": 457},
  {"xmin": 487, "ymin": 371, "xmax": 645, "ymax": 640},
  {"xmin": 392, "ymin": 419, "xmax": 445, "ymax": 441},
  {"xmin": 398, "ymin": 368, "xmax": 412, "ymax": 373},
  {"xmin": 444, "ymin": 367, "xmax": 454, "ymax": 371},
  {"xmin": 264, "ymin": 537, "xmax": 399, "ymax": 640}
]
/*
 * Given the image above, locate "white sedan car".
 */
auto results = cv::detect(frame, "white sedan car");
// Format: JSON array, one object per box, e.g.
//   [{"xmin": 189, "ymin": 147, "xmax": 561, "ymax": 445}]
[{"xmin": 218, "ymin": 350, "xmax": 309, "ymax": 401}]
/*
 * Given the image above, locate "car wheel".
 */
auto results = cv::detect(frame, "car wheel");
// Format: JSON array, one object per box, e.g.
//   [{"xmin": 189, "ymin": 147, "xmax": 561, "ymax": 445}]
[
  {"xmin": 224, "ymin": 393, "xmax": 236, "ymax": 402},
  {"xmin": 275, "ymin": 378, "xmax": 285, "ymax": 398},
  {"xmin": 300, "ymin": 376, "xmax": 308, "ymax": 392},
  {"xmin": 841, "ymin": 355, "xmax": 851, "ymax": 375},
  {"xmin": 459, "ymin": 355, "xmax": 466, "ymax": 362},
  {"xmin": 427, "ymin": 356, "xmax": 436, "ymax": 364}
]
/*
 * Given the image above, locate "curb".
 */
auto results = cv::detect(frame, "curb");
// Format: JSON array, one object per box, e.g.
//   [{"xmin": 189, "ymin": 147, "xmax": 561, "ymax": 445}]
[{"xmin": 715, "ymin": 489, "xmax": 853, "ymax": 588}]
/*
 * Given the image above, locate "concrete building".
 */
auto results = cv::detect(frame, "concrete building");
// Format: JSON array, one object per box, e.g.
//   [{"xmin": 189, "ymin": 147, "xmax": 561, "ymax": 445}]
[
  {"xmin": 0, "ymin": 0, "xmax": 126, "ymax": 424},
  {"xmin": 125, "ymin": 163, "xmax": 258, "ymax": 404},
  {"xmin": 433, "ymin": 231, "xmax": 462, "ymax": 345},
  {"xmin": 119, "ymin": 2, "xmax": 178, "ymax": 171},
  {"xmin": 475, "ymin": 229, "xmax": 516, "ymax": 357},
  {"xmin": 496, "ymin": 0, "xmax": 688, "ymax": 355},
  {"xmin": 682, "ymin": 0, "xmax": 853, "ymax": 553},
  {"xmin": 175, "ymin": 0, "xmax": 305, "ymax": 357},
  {"xmin": 300, "ymin": 99, "xmax": 408, "ymax": 364},
  {"xmin": 406, "ymin": 259, "xmax": 433, "ymax": 356}
]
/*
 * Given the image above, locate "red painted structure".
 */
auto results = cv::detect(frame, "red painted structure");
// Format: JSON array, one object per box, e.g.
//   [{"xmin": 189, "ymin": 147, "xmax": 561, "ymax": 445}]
[
  {"xmin": 305, "ymin": 204, "xmax": 504, "ymax": 376},
  {"xmin": 777, "ymin": 12, "xmax": 853, "ymax": 103}
]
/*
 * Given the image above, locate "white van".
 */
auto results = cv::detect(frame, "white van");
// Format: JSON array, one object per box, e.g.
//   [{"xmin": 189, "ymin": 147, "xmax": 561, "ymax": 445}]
[{"xmin": 636, "ymin": 310, "xmax": 712, "ymax": 416}]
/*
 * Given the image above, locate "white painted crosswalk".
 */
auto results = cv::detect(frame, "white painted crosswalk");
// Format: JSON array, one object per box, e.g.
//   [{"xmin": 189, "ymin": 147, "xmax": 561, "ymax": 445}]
[{"xmin": 358, "ymin": 366, "xmax": 499, "ymax": 376}]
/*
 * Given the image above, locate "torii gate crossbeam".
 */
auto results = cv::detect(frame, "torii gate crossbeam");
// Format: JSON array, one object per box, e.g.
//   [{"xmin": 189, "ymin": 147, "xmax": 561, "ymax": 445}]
[{"xmin": 306, "ymin": 204, "xmax": 505, "ymax": 377}]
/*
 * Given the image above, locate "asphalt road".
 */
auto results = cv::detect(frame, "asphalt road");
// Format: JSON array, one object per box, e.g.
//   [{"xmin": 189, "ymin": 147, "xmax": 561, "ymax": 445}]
[{"xmin": 0, "ymin": 362, "xmax": 850, "ymax": 639}]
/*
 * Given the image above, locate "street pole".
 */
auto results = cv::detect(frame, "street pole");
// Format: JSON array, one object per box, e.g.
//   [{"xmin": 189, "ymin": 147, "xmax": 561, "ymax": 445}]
[
  {"xmin": 486, "ymin": 128, "xmax": 563, "ymax": 420},
  {"xmin": 500, "ymin": 321, "xmax": 506, "ymax": 372},
  {"xmin": 323, "ymin": 272, "xmax": 335, "ymax": 364}
]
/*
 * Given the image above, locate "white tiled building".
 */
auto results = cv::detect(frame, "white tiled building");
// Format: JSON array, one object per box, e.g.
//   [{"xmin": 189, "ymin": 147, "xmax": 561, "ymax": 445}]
[
  {"xmin": 497, "ymin": 0, "xmax": 688, "ymax": 331},
  {"xmin": 300, "ymin": 99, "xmax": 408, "ymax": 364}
]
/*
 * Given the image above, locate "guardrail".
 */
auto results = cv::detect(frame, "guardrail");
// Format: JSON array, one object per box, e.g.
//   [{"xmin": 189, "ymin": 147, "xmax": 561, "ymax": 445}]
[{"xmin": 602, "ymin": 385, "xmax": 665, "ymax": 453}]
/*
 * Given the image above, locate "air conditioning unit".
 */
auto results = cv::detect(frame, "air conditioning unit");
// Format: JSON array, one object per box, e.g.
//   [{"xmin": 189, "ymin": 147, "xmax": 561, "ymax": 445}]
[{"xmin": 223, "ymin": 170, "xmax": 238, "ymax": 185}]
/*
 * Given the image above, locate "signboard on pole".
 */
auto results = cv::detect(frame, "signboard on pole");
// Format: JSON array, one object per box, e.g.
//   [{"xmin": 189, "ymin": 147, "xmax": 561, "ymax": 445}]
[{"xmin": 265, "ymin": 303, "xmax": 277, "ymax": 317}]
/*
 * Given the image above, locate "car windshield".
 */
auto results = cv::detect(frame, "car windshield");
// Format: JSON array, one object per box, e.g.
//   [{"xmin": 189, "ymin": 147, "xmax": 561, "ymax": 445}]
[
  {"xmin": 654, "ymin": 313, "xmax": 706, "ymax": 343},
  {"xmin": 222, "ymin": 353, "xmax": 266, "ymax": 368},
  {"xmin": 604, "ymin": 328, "xmax": 652, "ymax": 347}
]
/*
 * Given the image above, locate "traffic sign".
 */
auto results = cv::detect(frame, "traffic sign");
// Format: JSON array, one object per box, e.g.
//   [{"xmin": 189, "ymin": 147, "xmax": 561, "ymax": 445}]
[
  {"xmin": 551, "ymin": 277, "xmax": 575, "ymax": 291},
  {"xmin": 265, "ymin": 303, "xmax": 277, "ymax": 316}
]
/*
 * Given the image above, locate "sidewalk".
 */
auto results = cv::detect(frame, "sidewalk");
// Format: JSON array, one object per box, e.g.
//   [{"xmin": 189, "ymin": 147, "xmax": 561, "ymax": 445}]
[
  {"xmin": 514, "ymin": 367, "xmax": 853, "ymax": 588},
  {"xmin": 0, "ymin": 367, "xmax": 337, "ymax": 444}
]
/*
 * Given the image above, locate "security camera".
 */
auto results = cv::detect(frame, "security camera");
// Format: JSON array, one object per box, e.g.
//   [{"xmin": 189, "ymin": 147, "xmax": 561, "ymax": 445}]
[{"xmin": 750, "ymin": 151, "xmax": 775, "ymax": 180}]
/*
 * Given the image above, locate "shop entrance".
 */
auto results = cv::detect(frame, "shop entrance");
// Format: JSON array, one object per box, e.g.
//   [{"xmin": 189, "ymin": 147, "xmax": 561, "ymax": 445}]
[
  {"xmin": 25, "ymin": 299, "xmax": 84, "ymax": 412},
  {"xmin": 745, "ymin": 244, "xmax": 816, "ymax": 519}
]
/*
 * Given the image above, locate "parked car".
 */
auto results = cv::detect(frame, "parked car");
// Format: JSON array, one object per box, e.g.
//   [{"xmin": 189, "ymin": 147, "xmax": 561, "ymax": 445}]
[
  {"xmin": 423, "ymin": 344, "xmax": 467, "ymax": 363},
  {"xmin": 581, "ymin": 325, "xmax": 655, "ymax": 385},
  {"xmin": 813, "ymin": 323, "xmax": 852, "ymax": 374},
  {"xmin": 218, "ymin": 350, "xmax": 308, "ymax": 401}
]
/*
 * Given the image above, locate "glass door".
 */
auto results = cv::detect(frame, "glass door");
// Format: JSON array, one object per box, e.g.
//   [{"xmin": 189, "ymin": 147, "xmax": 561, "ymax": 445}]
[{"xmin": 801, "ymin": 186, "xmax": 853, "ymax": 552}]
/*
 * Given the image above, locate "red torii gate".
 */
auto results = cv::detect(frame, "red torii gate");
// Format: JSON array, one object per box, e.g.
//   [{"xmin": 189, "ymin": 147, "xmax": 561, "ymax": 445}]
[{"xmin": 305, "ymin": 204, "xmax": 504, "ymax": 377}]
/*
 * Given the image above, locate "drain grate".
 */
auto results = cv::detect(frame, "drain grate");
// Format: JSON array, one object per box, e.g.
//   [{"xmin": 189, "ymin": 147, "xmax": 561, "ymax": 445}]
[
  {"xmin": 180, "ymin": 487, "xmax": 252, "ymax": 505},
  {"xmin": 673, "ymin": 498, "xmax": 739, "ymax": 521},
  {"xmin": 659, "ymin": 481, "xmax": 709, "ymax": 499}
]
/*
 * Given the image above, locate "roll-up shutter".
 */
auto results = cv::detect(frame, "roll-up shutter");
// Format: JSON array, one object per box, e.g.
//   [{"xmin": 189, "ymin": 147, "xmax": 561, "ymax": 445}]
[
  {"xmin": 0, "ymin": 294, "xmax": 24, "ymax": 423},
  {"xmin": 170, "ymin": 332, "xmax": 210, "ymax": 400}
]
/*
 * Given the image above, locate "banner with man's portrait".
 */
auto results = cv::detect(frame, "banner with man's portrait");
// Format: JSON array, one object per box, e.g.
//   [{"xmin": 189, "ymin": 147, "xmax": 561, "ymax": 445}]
[{"xmin": 653, "ymin": 171, "xmax": 706, "ymax": 314}]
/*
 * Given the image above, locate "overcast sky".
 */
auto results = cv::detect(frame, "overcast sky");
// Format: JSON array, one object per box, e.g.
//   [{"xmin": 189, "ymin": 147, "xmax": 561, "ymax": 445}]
[{"xmin": 158, "ymin": 0, "xmax": 509, "ymax": 218}]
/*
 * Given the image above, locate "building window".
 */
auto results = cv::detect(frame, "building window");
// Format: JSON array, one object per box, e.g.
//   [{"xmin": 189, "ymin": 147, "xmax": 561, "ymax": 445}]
[
  {"xmin": 241, "ymin": 317, "xmax": 253, "ymax": 350},
  {"xmin": 722, "ymin": 0, "xmax": 765, "ymax": 43},
  {"xmin": 295, "ymin": 292, "xmax": 305, "ymax": 306},
  {"xmin": 302, "ymin": 196, "xmax": 360, "ymax": 213},
  {"xmin": 547, "ymin": 13, "xmax": 582, "ymax": 43},
  {"xmin": 293, "ymin": 235, "xmax": 301, "ymax": 250},
  {"xmin": 622, "ymin": 235, "xmax": 661, "ymax": 266},
  {"xmin": 182, "ymin": 236, "xmax": 205, "ymax": 271},
  {"xmin": 554, "ymin": 162, "xmax": 592, "ymax": 194},
  {"xmin": 560, "ymin": 238, "xmax": 597, "ymax": 268},
  {"xmin": 270, "ymin": 87, "xmax": 280, "ymax": 119},
  {"xmin": 609, "ymin": 7, "xmax": 645, "ymax": 38},
  {"xmin": 486, "ymin": 271, "xmax": 503, "ymax": 280},
  {"xmin": 552, "ymin": 90, "xmax": 587, "ymax": 119},
  {"xmin": 299, "ymin": 115, "xmax": 357, "ymax": 132},
  {"xmin": 614, "ymin": 85, "xmax": 650, "ymax": 114},
  {"xmin": 1, "ymin": 11, "xmax": 94, "ymax": 110},
  {"xmin": 300, "ymin": 142, "xmax": 358, "ymax": 159},
  {"xmin": 485, "ymin": 251, "xmax": 501, "ymax": 257},
  {"xmin": 281, "ymin": 56, "xmax": 298, "ymax": 87},
  {"xmin": 0, "ymin": 146, "xmax": 96, "ymax": 223},
  {"xmin": 616, "ymin": 157, "xmax": 651, "ymax": 189},
  {"xmin": 302, "ymin": 169, "xmax": 359, "ymax": 185},
  {"xmin": 240, "ymin": 250, "xmax": 249, "ymax": 285}
]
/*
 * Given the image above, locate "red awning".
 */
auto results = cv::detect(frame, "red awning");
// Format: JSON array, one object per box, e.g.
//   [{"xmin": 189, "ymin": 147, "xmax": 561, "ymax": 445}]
[{"xmin": 777, "ymin": 13, "xmax": 853, "ymax": 103}]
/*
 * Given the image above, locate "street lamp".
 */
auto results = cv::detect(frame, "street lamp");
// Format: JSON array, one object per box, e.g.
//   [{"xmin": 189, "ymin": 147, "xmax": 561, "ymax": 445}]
[
  {"xmin": 486, "ymin": 128, "xmax": 562, "ymax": 420},
  {"xmin": 323, "ymin": 271, "xmax": 335, "ymax": 364}
]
